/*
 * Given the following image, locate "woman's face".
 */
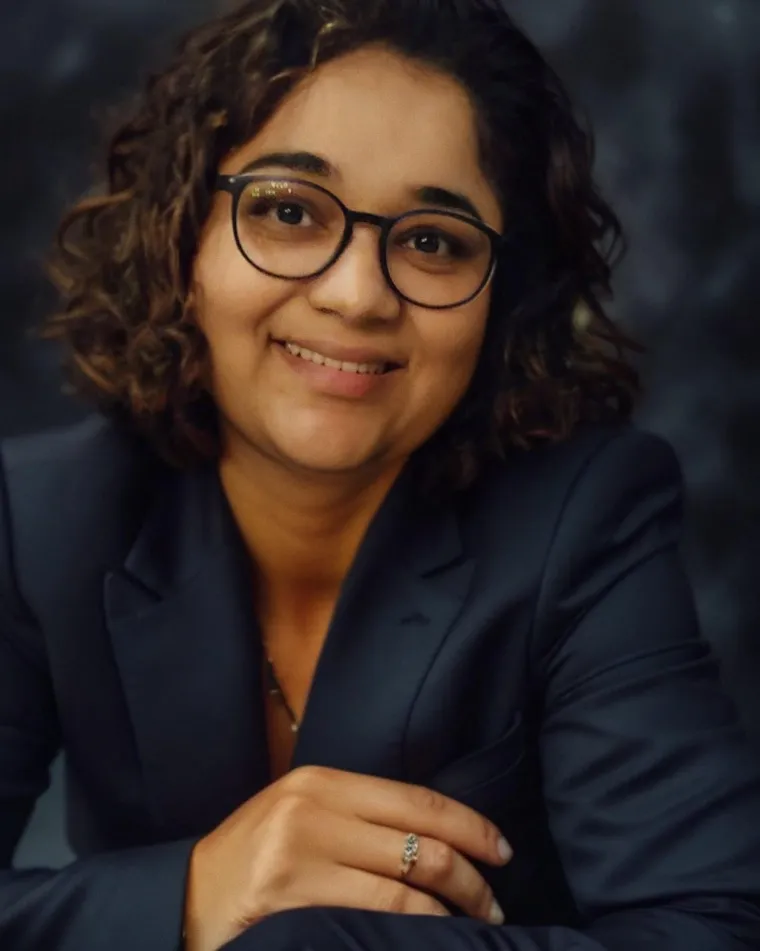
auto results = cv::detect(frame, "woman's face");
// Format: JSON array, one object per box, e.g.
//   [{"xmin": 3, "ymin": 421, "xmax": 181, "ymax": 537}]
[{"xmin": 193, "ymin": 44, "xmax": 503, "ymax": 478}]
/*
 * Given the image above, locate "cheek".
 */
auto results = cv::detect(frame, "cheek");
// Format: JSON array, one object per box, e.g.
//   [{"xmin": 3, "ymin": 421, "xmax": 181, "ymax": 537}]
[
  {"xmin": 414, "ymin": 304, "xmax": 489, "ymax": 400},
  {"xmin": 193, "ymin": 241, "xmax": 286, "ymax": 361}
]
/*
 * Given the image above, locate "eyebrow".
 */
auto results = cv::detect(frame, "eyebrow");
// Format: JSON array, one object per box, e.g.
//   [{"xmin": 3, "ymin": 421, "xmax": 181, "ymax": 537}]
[{"xmin": 238, "ymin": 151, "xmax": 486, "ymax": 222}]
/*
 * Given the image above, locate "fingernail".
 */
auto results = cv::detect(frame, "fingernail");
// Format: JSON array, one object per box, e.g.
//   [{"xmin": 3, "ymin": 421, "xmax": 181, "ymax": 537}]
[
  {"xmin": 489, "ymin": 899, "xmax": 505, "ymax": 925},
  {"xmin": 497, "ymin": 837, "xmax": 512, "ymax": 862}
]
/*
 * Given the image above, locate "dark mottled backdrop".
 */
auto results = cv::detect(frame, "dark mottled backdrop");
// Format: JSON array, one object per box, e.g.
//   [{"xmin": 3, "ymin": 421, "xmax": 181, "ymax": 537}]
[{"xmin": 2, "ymin": 0, "xmax": 759, "ymax": 867}]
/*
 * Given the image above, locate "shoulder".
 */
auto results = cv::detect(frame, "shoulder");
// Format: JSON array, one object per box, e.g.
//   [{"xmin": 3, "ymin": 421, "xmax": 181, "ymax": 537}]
[
  {"xmin": 1, "ymin": 413, "xmax": 158, "ymax": 529},
  {"xmin": 0, "ymin": 414, "xmax": 161, "ymax": 614},
  {"xmin": 2, "ymin": 413, "xmax": 137, "ymax": 473},
  {"xmin": 458, "ymin": 422, "xmax": 685, "ymax": 628},
  {"xmin": 462, "ymin": 423, "xmax": 688, "ymax": 669},
  {"xmin": 465, "ymin": 422, "xmax": 682, "ymax": 532}
]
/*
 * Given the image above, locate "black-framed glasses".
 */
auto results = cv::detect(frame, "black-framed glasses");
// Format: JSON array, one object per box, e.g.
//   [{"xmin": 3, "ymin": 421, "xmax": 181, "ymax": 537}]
[{"xmin": 215, "ymin": 174, "xmax": 505, "ymax": 310}]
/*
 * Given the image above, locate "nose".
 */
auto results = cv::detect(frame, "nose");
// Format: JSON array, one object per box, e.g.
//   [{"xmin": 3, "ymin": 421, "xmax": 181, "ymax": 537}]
[{"xmin": 305, "ymin": 223, "xmax": 402, "ymax": 325}]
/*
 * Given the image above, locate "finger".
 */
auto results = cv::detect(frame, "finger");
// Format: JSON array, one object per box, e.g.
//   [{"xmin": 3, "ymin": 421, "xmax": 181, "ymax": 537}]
[
  {"xmin": 310, "ymin": 811, "xmax": 499, "ymax": 924},
  {"xmin": 289, "ymin": 766, "xmax": 511, "ymax": 867},
  {"xmin": 398, "ymin": 834, "xmax": 503, "ymax": 924},
  {"xmin": 274, "ymin": 861, "xmax": 452, "ymax": 919}
]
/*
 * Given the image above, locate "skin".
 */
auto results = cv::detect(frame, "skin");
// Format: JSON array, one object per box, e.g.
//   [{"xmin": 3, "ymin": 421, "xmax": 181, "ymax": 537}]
[
  {"xmin": 184, "ymin": 44, "xmax": 511, "ymax": 951},
  {"xmin": 186, "ymin": 766, "xmax": 513, "ymax": 951},
  {"xmin": 192, "ymin": 43, "xmax": 503, "ymax": 607}
]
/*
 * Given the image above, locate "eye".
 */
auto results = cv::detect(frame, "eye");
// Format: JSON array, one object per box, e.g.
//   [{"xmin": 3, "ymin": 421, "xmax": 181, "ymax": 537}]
[
  {"xmin": 248, "ymin": 199, "xmax": 314, "ymax": 227},
  {"xmin": 401, "ymin": 229, "xmax": 467, "ymax": 258}
]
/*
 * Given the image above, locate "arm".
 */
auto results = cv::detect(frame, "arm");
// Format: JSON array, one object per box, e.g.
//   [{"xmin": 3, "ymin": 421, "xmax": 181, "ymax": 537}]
[
  {"xmin": 532, "ymin": 429, "xmax": 760, "ymax": 949},
  {"xmin": 232, "ymin": 430, "xmax": 760, "ymax": 951},
  {"xmin": 0, "ymin": 462, "xmax": 196, "ymax": 951}
]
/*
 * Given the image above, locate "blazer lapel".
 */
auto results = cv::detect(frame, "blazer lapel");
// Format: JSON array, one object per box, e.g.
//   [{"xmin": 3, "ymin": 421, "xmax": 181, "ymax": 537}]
[
  {"xmin": 104, "ymin": 464, "xmax": 269, "ymax": 840},
  {"xmin": 104, "ymin": 460, "xmax": 476, "ymax": 840},
  {"xmin": 293, "ymin": 471, "xmax": 475, "ymax": 782}
]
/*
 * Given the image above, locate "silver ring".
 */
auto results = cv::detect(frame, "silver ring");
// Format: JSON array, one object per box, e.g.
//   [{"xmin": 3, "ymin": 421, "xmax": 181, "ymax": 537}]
[{"xmin": 399, "ymin": 833, "xmax": 420, "ymax": 878}]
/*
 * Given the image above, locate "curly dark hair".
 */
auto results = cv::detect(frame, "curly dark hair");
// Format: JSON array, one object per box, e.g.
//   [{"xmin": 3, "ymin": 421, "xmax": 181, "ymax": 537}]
[{"xmin": 42, "ymin": 0, "xmax": 640, "ymax": 492}]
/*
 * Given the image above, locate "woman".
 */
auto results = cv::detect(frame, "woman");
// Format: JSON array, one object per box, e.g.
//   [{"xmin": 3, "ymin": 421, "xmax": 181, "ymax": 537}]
[{"xmin": 1, "ymin": 0, "xmax": 759, "ymax": 949}]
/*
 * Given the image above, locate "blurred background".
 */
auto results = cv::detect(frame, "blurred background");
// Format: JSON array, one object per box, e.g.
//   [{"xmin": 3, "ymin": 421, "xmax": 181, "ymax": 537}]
[{"xmin": 3, "ymin": 0, "xmax": 759, "ymax": 867}]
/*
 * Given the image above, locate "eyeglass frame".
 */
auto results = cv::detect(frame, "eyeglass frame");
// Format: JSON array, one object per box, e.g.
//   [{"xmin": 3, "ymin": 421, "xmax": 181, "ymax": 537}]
[{"xmin": 215, "ymin": 173, "xmax": 507, "ymax": 311}]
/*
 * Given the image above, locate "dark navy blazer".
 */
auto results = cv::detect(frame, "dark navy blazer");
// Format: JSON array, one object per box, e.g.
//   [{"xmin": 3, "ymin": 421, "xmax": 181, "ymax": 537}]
[{"xmin": 1, "ymin": 415, "xmax": 759, "ymax": 951}]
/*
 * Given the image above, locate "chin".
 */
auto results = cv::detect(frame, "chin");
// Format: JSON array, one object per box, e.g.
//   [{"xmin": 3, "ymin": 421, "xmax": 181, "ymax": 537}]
[
  {"xmin": 259, "ymin": 410, "xmax": 394, "ymax": 476},
  {"xmin": 273, "ymin": 442, "xmax": 384, "ymax": 477}
]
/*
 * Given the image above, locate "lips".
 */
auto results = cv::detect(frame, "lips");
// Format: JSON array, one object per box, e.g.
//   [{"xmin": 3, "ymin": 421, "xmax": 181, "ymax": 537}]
[
  {"xmin": 272, "ymin": 336, "xmax": 406, "ymax": 373},
  {"xmin": 274, "ymin": 336, "xmax": 401, "ymax": 399}
]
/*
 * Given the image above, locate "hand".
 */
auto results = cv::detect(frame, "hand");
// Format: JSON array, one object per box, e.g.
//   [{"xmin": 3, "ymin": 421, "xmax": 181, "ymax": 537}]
[{"xmin": 183, "ymin": 765, "xmax": 513, "ymax": 951}]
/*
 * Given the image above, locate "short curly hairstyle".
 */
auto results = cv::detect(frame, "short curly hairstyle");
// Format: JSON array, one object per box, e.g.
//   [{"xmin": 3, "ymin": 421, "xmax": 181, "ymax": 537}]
[{"xmin": 42, "ymin": 0, "xmax": 640, "ymax": 493}]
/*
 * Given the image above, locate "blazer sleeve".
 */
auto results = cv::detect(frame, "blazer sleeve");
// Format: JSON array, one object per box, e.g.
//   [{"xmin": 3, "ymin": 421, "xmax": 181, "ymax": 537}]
[
  {"xmin": 530, "ymin": 428, "xmax": 760, "ymax": 949},
  {"xmin": 0, "ymin": 458, "xmax": 197, "ymax": 951},
  {"xmin": 226, "ymin": 430, "xmax": 760, "ymax": 951}
]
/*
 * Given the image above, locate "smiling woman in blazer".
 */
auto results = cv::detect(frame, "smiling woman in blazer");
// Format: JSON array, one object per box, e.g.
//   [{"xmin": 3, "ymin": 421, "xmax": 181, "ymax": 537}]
[{"xmin": 2, "ymin": 1, "xmax": 760, "ymax": 950}]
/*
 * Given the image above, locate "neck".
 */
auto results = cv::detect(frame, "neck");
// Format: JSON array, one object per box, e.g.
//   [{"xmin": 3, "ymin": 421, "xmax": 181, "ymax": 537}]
[{"xmin": 219, "ymin": 443, "xmax": 406, "ymax": 606}]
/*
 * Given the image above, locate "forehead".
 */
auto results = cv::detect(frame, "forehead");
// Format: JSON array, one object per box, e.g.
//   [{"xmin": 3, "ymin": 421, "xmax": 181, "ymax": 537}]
[{"xmin": 226, "ymin": 46, "xmax": 500, "ymax": 221}]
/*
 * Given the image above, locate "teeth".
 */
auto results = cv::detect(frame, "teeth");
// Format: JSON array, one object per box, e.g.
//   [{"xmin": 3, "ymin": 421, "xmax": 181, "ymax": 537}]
[{"xmin": 283, "ymin": 342, "xmax": 387, "ymax": 375}]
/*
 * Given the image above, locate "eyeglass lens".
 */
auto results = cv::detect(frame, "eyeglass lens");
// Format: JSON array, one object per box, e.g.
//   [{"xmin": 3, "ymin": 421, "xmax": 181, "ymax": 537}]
[{"xmin": 234, "ymin": 179, "xmax": 494, "ymax": 308}]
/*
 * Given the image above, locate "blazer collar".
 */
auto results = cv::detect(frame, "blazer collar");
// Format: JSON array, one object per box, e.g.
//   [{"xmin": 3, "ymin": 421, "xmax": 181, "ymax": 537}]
[{"xmin": 105, "ymin": 461, "xmax": 474, "ymax": 839}]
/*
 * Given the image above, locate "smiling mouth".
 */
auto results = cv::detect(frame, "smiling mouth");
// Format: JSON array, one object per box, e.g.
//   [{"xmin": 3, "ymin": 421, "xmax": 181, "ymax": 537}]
[{"xmin": 273, "ymin": 339, "xmax": 402, "ymax": 376}]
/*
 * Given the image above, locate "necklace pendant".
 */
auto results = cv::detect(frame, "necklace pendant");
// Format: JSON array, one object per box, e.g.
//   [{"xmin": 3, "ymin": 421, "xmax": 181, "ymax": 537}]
[{"xmin": 290, "ymin": 722, "xmax": 299, "ymax": 733}]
